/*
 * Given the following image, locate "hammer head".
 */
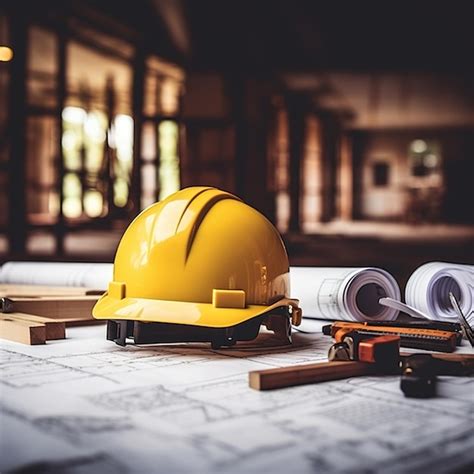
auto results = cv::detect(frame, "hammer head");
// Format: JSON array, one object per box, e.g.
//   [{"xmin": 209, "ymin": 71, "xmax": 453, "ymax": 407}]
[
  {"xmin": 400, "ymin": 354, "xmax": 437, "ymax": 398},
  {"xmin": 328, "ymin": 331, "xmax": 401, "ymax": 374}
]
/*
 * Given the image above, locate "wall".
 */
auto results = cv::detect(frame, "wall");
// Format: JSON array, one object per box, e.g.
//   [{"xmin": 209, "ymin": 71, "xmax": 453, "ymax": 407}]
[
  {"xmin": 354, "ymin": 128, "xmax": 474, "ymax": 223},
  {"xmin": 360, "ymin": 133, "xmax": 408, "ymax": 219}
]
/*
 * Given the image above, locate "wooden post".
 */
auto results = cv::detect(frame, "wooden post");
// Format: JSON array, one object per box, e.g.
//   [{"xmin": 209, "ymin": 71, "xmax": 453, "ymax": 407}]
[
  {"xmin": 229, "ymin": 75, "xmax": 247, "ymax": 198},
  {"xmin": 339, "ymin": 133, "xmax": 353, "ymax": 220},
  {"xmin": 286, "ymin": 93, "xmax": 307, "ymax": 233},
  {"xmin": 7, "ymin": 12, "xmax": 28, "ymax": 256},
  {"xmin": 55, "ymin": 27, "xmax": 67, "ymax": 254},
  {"xmin": 131, "ymin": 46, "xmax": 145, "ymax": 213},
  {"xmin": 351, "ymin": 131, "xmax": 366, "ymax": 220},
  {"xmin": 105, "ymin": 76, "xmax": 117, "ymax": 215},
  {"xmin": 319, "ymin": 112, "xmax": 339, "ymax": 223}
]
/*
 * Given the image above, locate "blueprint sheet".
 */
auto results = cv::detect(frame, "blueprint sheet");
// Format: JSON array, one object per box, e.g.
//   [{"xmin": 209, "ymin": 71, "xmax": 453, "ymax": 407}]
[{"xmin": 1, "ymin": 323, "xmax": 473, "ymax": 474}]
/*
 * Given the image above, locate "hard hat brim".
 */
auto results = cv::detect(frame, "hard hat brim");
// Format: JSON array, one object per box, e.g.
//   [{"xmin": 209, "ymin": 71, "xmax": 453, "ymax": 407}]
[{"xmin": 93, "ymin": 293, "xmax": 299, "ymax": 328}]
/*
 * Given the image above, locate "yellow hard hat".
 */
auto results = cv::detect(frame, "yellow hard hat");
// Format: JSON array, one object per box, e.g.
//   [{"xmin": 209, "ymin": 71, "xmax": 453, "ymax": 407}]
[{"xmin": 93, "ymin": 186, "xmax": 301, "ymax": 347}]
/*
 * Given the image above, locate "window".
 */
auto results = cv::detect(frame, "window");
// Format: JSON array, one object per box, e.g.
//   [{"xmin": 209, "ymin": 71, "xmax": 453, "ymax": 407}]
[
  {"xmin": 372, "ymin": 162, "xmax": 390, "ymax": 187},
  {"xmin": 141, "ymin": 56, "xmax": 184, "ymax": 208},
  {"xmin": 21, "ymin": 26, "xmax": 60, "ymax": 227},
  {"xmin": 409, "ymin": 139, "xmax": 442, "ymax": 179},
  {"xmin": 158, "ymin": 121, "xmax": 180, "ymax": 200},
  {"xmin": 61, "ymin": 41, "xmax": 133, "ymax": 218}
]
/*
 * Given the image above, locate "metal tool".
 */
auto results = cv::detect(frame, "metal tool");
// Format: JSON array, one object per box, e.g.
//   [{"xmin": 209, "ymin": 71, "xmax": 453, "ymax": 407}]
[
  {"xmin": 379, "ymin": 297, "xmax": 429, "ymax": 319},
  {"xmin": 324, "ymin": 321, "xmax": 458, "ymax": 352},
  {"xmin": 400, "ymin": 354, "xmax": 437, "ymax": 398},
  {"xmin": 327, "ymin": 342, "xmax": 352, "ymax": 361},
  {"xmin": 401, "ymin": 352, "xmax": 474, "ymax": 398},
  {"xmin": 328, "ymin": 331, "xmax": 474, "ymax": 399},
  {"xmin": 328, "ymin": 332, "xmax": 401, "ymax": 373},
  {"xmin": 0, "ymin": 297, "xmax": 14, "ymax": 313},
  {"xmin": 449, "ymin": 292, "xmax": 474, "ymax": 347}
]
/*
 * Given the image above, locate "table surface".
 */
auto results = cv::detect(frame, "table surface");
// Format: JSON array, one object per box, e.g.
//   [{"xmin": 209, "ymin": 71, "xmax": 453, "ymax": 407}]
[{"xmin": 1, "ymin": 321, "xmax": 473, "ymax": 474}]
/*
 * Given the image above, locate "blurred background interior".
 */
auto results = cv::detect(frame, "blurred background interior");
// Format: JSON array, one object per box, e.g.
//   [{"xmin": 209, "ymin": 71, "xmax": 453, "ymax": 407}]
[{"xmin": 0, "ymin": 0, "xmax": 473, "ymax": 287}]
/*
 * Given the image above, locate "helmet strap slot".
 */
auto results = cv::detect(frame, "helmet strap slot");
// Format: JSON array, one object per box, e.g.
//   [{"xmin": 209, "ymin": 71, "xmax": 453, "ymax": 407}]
[{"xmin": 106, "ymin": 320, "xmax": 134, "ymax": 347}]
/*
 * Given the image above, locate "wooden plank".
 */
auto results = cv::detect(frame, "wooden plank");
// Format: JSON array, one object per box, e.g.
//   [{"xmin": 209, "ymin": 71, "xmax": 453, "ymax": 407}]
[
  {"xmin": 0, "ymin": 316, "xmax": 46, "ymax": 345},
  {"xmin": 64, "ymin": 318, "xmax": 105, "ymax": 327},
  {"xmin": 2, "ymin": 296, "xmax": 99, "ymax": 321},
  {"xmin": 249, "ymin": 361, "xmax": 376, "ymax": 391},
  {"xmin": 6, "ymin": 313, "xmax": 65, "ymax": 340}
]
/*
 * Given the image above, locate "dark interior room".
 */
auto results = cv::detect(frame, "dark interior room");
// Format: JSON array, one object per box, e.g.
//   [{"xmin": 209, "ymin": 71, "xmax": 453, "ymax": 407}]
[{"xmin": 0, "ymin": 1, "xmax": 473, "ymax": 473}]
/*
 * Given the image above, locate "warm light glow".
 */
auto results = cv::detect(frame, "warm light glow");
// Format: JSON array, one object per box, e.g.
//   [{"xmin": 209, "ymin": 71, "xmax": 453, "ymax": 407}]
[
  {"xmin": 48, "ymin": 193, "xmax": 60, "ymax": 216},
  {"xmin": 424, "ymin": 154, "xmax": 438, "ymax": 168},
  {"xmin": 84, "ymin": 112, "xmax": 106, "ymax": 143},
  {"xmin": 0, "ymin": 46, "xmax": 13, "ymax": 62},
  {"xmin": 84, "ymin": 190, "xmax": 103, "ymax": 217},
  {"xmin": 114, "ymin": 114, "xmax": 134, "ymax": 162},
  {"xmin": 112, "ymin": 114, "xmax": 133, "ymax": 208},
  {"xmin": 62, "ymin": 106, "xmax": 86, "ymax": 125},
  {"xmin": 158, "ymin": 121, "xmax": 180, "ymax": 200},
  {"xmin": 62, "ymin": 173, "xmax": 82, "ymax": 218},
  {"xmin": 62, "ymin": 197, "xmax": 82, "ymax": 218},
  {"xmin": 161, "ymin": 78, "xmax": 180, "ymax": 115},
  {"xmin": 411, "ymin": 139, "xmax": 427, "ymax": 154},
  {"xmin": 114, "ymin": 179, "xmax": 129, "ymax": 207},
  {"xmin": 61, "ymin": 130, "xmax": 78, "ymax": 151}
]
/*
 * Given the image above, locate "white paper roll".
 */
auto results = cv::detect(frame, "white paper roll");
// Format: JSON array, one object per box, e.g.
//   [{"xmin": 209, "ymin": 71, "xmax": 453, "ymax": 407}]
[
  {"xmin": 290, "ymin": 266, "xmax": 401, "ymax": 322},
  {"xmin": 0, "ymin": 262, "xmax": 113, "ymax": 290},
  {"xmin": 405, "ymin": 261, "xmax": 474, "ymax": 322}
]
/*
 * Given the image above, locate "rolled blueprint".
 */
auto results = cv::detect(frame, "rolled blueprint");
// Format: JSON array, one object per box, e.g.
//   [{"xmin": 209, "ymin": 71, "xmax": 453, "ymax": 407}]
[
  {"xmin": 2, "ymin": 261, "xmax": 472, "ymax": 324},
  {"xmin": 0, "ymin": 262, "xmax": 113, "ymax": 290},
  {"xmin": 290, "ymin": 267, "xmax": 401, "ymax": 322},
  {"xmin": 405, "ymin": 262, "xmax": 474, "ymax": 323}
]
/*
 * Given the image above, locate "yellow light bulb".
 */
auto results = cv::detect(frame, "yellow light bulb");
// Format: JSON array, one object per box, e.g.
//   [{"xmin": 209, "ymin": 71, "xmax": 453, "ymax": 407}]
[{"xmin": 0, "ymin": 46, "xmax": 13, "ymax": 62}]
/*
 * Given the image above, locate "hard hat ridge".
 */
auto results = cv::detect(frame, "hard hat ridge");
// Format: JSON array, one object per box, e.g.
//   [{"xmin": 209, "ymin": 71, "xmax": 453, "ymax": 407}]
[{"xmin": 174, "ymin": 187, "xmax": 241, "ymax": 262}]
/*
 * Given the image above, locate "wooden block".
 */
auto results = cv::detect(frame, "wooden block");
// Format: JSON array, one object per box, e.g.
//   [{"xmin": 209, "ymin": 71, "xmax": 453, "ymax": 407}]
[
  {"xmin": 0, "ymin": 315, "xmax": 46, "ymax": 345},
  {"xmin": 249, "ymin": 360, "xmax": 376, "ymax": 391},
  {"xmin": 2, "ymin": 296, "xmax": 98, "ymax": 321},
  {"xmin": 6, "ymin": 312, "xmax": 65, "ymax": 340},
  {"xmin": 358, "ymin": 335, "xmax": 400, "ymax": 364}
]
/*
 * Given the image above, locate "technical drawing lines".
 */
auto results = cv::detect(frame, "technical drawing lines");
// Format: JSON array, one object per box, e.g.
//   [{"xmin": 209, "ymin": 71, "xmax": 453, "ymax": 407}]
[
  {"xmin": 88, "ymin": 383, "xmax": 232, "ymax": 426},
  {"xmin": 88, "ymin": 384, "xmax": 193, "ymax": 412},
  {"xmin": 34, "ymin": 415, "xmax": 134, "ymax": 444},
  {"xmin": 5, "ymin": 453, "xmax": 127, "ymax": 474},
  {"xmin": 0, "ymin": 349, "xmax": 117, "ymax": 388}
]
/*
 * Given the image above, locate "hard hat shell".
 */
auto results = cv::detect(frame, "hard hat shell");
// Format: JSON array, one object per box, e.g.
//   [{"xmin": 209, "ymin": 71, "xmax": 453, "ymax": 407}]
[{"xmin": 93, "ymin": 187, "xmax": 300, "ymax": 328}]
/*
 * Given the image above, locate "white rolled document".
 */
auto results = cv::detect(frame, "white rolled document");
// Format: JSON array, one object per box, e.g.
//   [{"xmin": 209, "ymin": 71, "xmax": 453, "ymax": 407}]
[
  {"xmin": 405, "ymin": 262, "xmax": 474, "ymax": 322},
  {"xmin": 0, "ymin": 262, "xmax": 113, "ymax": 291},
  {"xmin": 290, "ymin": 262, "xmax": 474, "ymax": 323},
  {"xmin": 290, "ymin": 267, "xmax": 401, "ymax": 322}
]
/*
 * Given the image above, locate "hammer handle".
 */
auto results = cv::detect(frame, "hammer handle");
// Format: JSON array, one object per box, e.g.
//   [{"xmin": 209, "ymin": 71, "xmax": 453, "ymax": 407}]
[{"xmin": 249, "ymin": 361, "xmax": 376, "ymax": 390}]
